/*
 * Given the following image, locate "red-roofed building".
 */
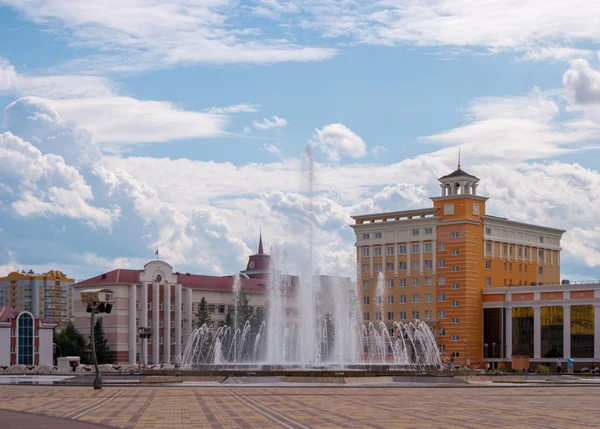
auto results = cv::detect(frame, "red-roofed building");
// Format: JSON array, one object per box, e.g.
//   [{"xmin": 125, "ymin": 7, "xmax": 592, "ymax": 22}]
[
  {"xmin": 72, "ymin": 234, "xmax": 297, "ymax": 365},
  {"xmin": 0, "ymin": 306, "xmax": 56, "ymax": 366}
]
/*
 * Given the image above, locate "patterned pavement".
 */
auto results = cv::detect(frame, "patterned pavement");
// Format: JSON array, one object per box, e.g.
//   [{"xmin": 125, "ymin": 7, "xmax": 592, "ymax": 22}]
[{"xmin": 0, "ymin": 385, "xmax": 598, "ymax": 428}]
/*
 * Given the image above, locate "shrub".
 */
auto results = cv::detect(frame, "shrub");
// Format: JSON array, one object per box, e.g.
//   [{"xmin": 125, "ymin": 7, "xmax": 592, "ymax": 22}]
[{"xmin": 538, "ymin": 365, "xmax": 550, "ymax": 374}]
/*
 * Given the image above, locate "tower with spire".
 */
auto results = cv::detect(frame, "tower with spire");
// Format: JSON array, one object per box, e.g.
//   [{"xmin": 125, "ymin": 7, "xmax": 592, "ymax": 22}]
[{"xmin": 241, "ymin": 231, "xmax": 271, "ymax": 280}]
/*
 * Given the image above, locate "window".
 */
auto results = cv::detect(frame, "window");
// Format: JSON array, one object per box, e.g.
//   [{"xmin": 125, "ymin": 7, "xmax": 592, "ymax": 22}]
[
  {"xmin": 424, "ymin": 243, "xmax": 432, "ymax": 253},
  {"xmin": 362, "ymin": 248, "xmax": 370, "ymax": 257},
  {"xmin": 485, "ymin": 227, "xmax": 492, "ymax": 235},
  {"xmin": 159, "ymin": 336, "xmax": 163, "ymax": 344},
  {"xmin": 425, "ymin": 228, "xmax": 433, "ymax": 235},
  {"xmin": 425, "ymin": 277, "xmax": 433, "ymax": 286},
  {"xmin": 363, "ymin": 280, "xmax": 369, "ymax": 289},
  {"xmin": 218, "ymin": 305, "xmax": 225, "ymax": 313},
  {"xmin": 386, "ymin": 263, "xmax": 394, "ymax": 272},
  {"xmin": 452, "ymin": 335, "xmax": 460, "ymax": 341},
  {"xmin": 438, "ymin": 242, "xmax": 446, "ymax": 251},
  {"xmin": 147, "ymin": 301, "xmax": 152, "ymax": 310},
  {"xmin": 412, "ymin": 278, "xmax": 419, "ymax": 287},
  {"xmin": 438, "ymin": 310, "xmax": 446, "ymax": 319},
  {"xmin": 437, "ymin": 293, "xmax": 446, "ymax": 302},
  {"xmin": 438, "ymin": 327, "xmax": 446, "ymax": 336},
  {"xmin": 411, "ymin": 243, "xmax": 419, "ymax": 254},
  {"xmin": 451, "ymin": 232, "xmax": 460, "ymax": 238},
  {"xmin": 473, "ymin": 203, "xmax": 480, "ymax": 215},
  {"xmin": 412, "ymin": 294, "xmax": 420, "ymax": 303},
  {"xmin": 452, "ymin": 266, "xmax": 460, "ymax": 272},
  {"xmin": 440, "ymin": 344, "xmax": 446, "ymax": 353},
  {"xmin": 451, "ymin": 249, "xmax": 459, "ymax": 256},
  {"xmin": 362, "ymin": 264, "xmax": 370, "ymax": 273},
  {"xmin": 425, "ymin": 293, "xmax": 432, "ymax": 303},
  {"xmin": 374, "ymin": 232, "xmax": 382, "ymax": 239},
  {"xmin": 375, "ymin": 296, "xmax": 383, "ymax": 305},
  {"xmin": 412, "ymin": 229, "xmax": 420, "ymax": 236},
  {"xmin": 412, "ymin": 261, "xmax": 420, "ymax": 270},
  {"xmin": 16, "ymin": 313, "xmax": 34, "ymax": 365},
  {"xmin": 159, "ymin": 302, "xmax": 164, "ymax": 311},
  {"xmin": 438, "ymin": 276, "xmax": 446, "ymax": 285},
  {"xmin": 438, "ymin": 260, "xmax": 446, "ymax": 268},
  {"xmin": 363, "ymin": 296, "xmax": 370, "ymax": 305},
  {"xmin": 451, "ymin": 300, "xmax": 460, "ymax": 307},
  {"xmin": 170, "ymin": 303, "xmax": 174, "ymax": 312},
  {"xmin": 538, "ymin": 250, "xmax": 544, "ymax": 259},
  {"xmin": 398, "ymin": 245, "xmax": 407, "ymax": 254},
  {"xmin": 362, "ymin": 233, "xmax": 370, "ymax": 240},
  {"xmin": 374, "ymin": 247, "xmax": 382, "ymax": 256},
  {"xmin": 136, "ymin": 300, "xmax": 140, "ymax": 310},
  {"xmin": 208, "ymin": 304, "xmax": 215, "ymax": 313},
  {"xmin": 486, "ymin": 243, "xmax": 492, "ymax": 253},
  {"xmin": 504, "ymin": 279, "xmax": 507, "ymax": 286},
  {"xmin": 363, "ymin": 312, "xmax": 370, "ymax": 321},
  {"xmin": 387, "ymin": 312, "xmax": 394, "ymax": 321},
  {"xmin": 538, "ymin": 267, "xmax": 543, "ymax": 275},
  {"xmin": 504, "ymin": 262, "xmax": 507, "ymax": 271},
  {"xmin": 386, "ymin": 246, "xmax": 394, "ymax": 255},
  {"xmin": 486, "ymin": 260, "xmax": 491, "ymax": 269},
  {"xmin": 539, "ymin": 236, "xmax": 544, "ymax": 244},
  {"xmin": 400, "ymin": 295, "xmax": 407, "ymax": 304},
  {"xmin": 374, "ymin": 263, "xmax": 382, "ymax": 272},
  {"xmin": 425, "ymin": 260, "xmax": 432, "ymax": 269},
  {"xmin": 425, "ymin": 310, "xmax": 432, "ymax": 320},
  {"xmin": 412, "ymin": 311, "xmax": 419, "ymax": 320},
  {"xmin": 399, "ymin": 262, "xmax": 407, "ymax": 270},
  {"xmin": 451, "ymin": 283, "xmax": 460, "ymax": 290},
  {"xmin": 136, "ymin": 317, "xmax": 139, "ymax": 327},
  {"xmin": 399, "ymin": 311, "xmax": 407, "ymax": 320},
  {"xmin": 387, "ymin": 279, "xmax": 394, "ymax": 288},
  {"xmin": 509, "ymin": 263, "xmax": 512, "ymax": 272},
  {"xmin": 519, "ymin": 264, "xmax": 522, "ymax": 273},
  {"xmin": 399, "ymin": 279, "xmax": 407, "ymax": 287},
  {"xmin": 444, "ymin": 203, "xmax": 454, "ymax": 215},
  {"xmin": 375, "ymin": 312, "xmax": 382, "ymax": 321},
  {"xmin": 159, "ymin": 320, "xmax": 164, "ymax": 328},
  {"xmin": 452, "ymin": 318, "xmax": 460, "ymax": 324},
  {"xmin": 387, "ymin": 295, "xmax": 394, "ymax": 304},
  {"xmin": 451, "ymin": 352, "xmax": 460, "ymax": 358}
]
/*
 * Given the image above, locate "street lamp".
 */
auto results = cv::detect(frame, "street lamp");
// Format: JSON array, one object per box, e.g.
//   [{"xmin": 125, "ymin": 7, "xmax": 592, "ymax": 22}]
[
  {"xmin": 81, "ymin": 288, "xmax": 115, "ymax": 390},
  {"xmin": 53, "ymin": 343, "xmax": 62, "ymax": 366},
  {"xmin": 138, "ymin": 327, "xmax": 152, "ymax": 368},
  {"xmin": 492, "ymin": 342, "xmax": 496, "ymax": 369},
  {"xmin": 464, "ymin": 340, "xmax": 468, "ymax": 368}
]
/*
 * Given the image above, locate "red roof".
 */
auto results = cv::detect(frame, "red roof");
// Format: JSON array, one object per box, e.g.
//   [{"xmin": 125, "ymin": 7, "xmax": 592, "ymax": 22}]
[
  {"xmin": 73, "ymin": 269, "xmax": 141, "ymax": 287},
  {"xmin": 0, "ymin": 306, "xmax": 19, "ymax": 322},
  {"xmin": 177, "ymin": 274, "xmax": 266, "ymax": 294}
]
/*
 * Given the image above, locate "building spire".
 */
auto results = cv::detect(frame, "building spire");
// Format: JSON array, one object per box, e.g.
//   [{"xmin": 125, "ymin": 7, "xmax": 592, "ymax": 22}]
[
  {"xmin": 458, "ymin": 147, "xmax": 461, "ymax": 170},
  {"xmin": 258, "ymin": 230, "xmax": 264, "ymax": 255}
]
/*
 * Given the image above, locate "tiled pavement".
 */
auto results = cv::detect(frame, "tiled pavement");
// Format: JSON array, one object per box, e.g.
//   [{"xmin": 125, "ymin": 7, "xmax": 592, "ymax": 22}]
[{"xmin": 0, "ymin": 385, "xmax": 598, "ymax": 428}]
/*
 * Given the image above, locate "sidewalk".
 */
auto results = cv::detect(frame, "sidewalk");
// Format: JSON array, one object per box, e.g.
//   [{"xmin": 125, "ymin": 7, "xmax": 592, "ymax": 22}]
[{"xmin": 0, "ymin": 409, "xmax": 116, "ymax": 429}]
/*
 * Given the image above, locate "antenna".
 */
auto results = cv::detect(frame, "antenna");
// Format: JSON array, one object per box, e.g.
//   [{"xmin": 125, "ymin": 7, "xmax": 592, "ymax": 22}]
[{"xmin": 458, "ymin": 148, "xmax": 461, "ymax": 170}]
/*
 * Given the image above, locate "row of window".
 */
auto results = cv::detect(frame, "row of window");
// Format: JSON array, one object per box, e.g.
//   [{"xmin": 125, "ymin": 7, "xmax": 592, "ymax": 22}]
[
  {"xmin": 485, "ymin": 227, "xmax": 547, "ymax": 244},
  {"xmin": 362, "ymin": 277, "xmax": 436, "ymax": 288},
  {"xmin": 136, "ymin": 336, "xmax": 184, "ymax": 345},
  {"xmin": 363, "ymin": 294, "xmax": 461, "ymax": 306},
  {"xmin": 363, "ymin": 310, "xmax": 432, "ymax": 321},
  {"xmin": 361, "ymin": 228, "xmax": 434, "ymax": 240},
  {"xmin": 9, "ymin": 345, "xmax": 39, "ymax": 353},
  {"xmin": 10, "ymin": 329, "xmax": 39, "ymax": 337}
]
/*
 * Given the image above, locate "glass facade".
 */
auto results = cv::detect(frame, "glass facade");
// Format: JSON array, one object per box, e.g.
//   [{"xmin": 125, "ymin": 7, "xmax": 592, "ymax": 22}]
[
  {"xmin": 541, "ymin": 306, "xmax": 563, "ymax": 358},
  {"xmin": 17, "ymin": 312, "xmax": 34, "ymax": 365},
  {"xmin": 571, "ymin": 305, "xmax": 594, "ymax": 358},
  {"xmin": 483, "ymin": 308, "xmax": 504, "ymax": 358},
  {"xmin": 512, "ymin": 307, "xmax": 534, "ymax": 357}
]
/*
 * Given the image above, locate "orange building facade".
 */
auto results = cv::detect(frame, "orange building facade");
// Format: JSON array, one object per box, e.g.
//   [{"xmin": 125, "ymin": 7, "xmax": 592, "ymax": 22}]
[{"xmin": 351, "ymin": 166, "xmax": 565, "ymax": 366}]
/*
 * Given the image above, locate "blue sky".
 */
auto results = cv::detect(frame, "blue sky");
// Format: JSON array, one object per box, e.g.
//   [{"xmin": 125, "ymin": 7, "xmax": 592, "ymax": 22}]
[{"xmin": 0, "ymin": 0, "xmax": 599, "ymax": 282}]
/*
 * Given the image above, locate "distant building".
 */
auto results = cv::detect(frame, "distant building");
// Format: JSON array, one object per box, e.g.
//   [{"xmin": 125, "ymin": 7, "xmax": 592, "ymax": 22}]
[
  {"xmin": 0, "ymin": 306, "xmax": 56, "ymax": 366},
  {"xmin": 0, "ymin": 270, "xmax": 74, "ymax": 325}
]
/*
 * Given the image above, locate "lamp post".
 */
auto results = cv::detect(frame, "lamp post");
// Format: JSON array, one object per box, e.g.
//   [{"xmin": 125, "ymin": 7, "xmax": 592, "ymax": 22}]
[
  {"xmin": 492, "ymin": 342, "xmax": 496, "ymax": 369},
  {"xmin": 81, "ymin": 288, "xmax": 115, "ymax": 390},
  {"xmin": 464, "ymin": 340, "xmax": 468, "ymax": 368},
  {"xmin": 138, "ymin": 327, "xmax": 152, "ymax": 368},
  {"xmin": 484, "ymin": 343, "xmax": 488, "ymax": 367}
]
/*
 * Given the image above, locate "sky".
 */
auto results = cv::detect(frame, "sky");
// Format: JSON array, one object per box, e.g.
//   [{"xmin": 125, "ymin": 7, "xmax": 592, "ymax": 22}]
[{"xmin": 0, "ymin": 0, "xmax": 599, "ymax": 282}]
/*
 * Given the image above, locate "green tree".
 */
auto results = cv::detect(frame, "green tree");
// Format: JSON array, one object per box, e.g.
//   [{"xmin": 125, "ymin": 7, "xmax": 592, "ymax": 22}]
[
  {"xmin": 54, "ymin": 322, "xmax": 87, "ymax": 361},
  {"xmin": 323, "ymin": 313, "xmax": 335, "ymax": 361},
  {"xmin": 196, "ymin": 296, "xmax": 212, "ymax": 328},
  {"xmin": 233, "ymin": 287, "xmax": 252, "ymax": 330},
  {"xmin": 89, "ymin": 319, "xmax": 113, "ymax": 364},
  {"xmin": 225, "ymin": 313, "xmax": 232, "ymax": 329}
]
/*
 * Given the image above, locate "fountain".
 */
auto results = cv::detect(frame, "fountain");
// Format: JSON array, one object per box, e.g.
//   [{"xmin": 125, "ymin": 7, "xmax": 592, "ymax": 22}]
[{"xmin": 178, "ymin": 144, "xmax": 442, "ymax": 372}]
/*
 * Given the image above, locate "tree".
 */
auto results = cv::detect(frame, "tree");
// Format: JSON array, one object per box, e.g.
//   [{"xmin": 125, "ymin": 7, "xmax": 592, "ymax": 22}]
[
  {"xmin": 225, "ymin": 313, "xmax": 232, "ymax": 329},
  {"xmin": 196, "ymin": 296, "xmax": 211, "ymax": 328},
  {"xmin": 54, "ymin": 322, "xmax": 87, "ymax": 361},
  {"xmin": 89, "ymin": 319, "xmax": 113, "ymax": 364},
  {"xmin": 233, "ymin": 287, "xmax": 252, "ymax": 330}
]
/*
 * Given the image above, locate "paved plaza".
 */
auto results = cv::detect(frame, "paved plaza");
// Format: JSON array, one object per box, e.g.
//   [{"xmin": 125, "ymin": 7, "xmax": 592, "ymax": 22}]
[{"xmin": 1, "ymin": 385, "xmax": 598, "ymax": 429}]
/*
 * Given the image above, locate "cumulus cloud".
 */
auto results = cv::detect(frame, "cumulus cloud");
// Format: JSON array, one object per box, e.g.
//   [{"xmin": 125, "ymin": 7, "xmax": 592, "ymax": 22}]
[
  {"xmin": 263, "ymin": 144, "xmax": 281, "ymax": 155},
  {"xmin": 372, "ymin": 145, "xmax": 388, "ymax": 157},
  {"xmin": 253, "ymin": 116, "xmax": 288, "ymax": 130},
  {"xmin": 313, "ymin": 123, "xmax": 367, "ymax": 162},
  {"xmin": 563, "ymin": 59, "xmax": 600, "ymax": 105},
  {"xmin": 205, "ymin": 103, "xmax": 260, "ymax": 114}
]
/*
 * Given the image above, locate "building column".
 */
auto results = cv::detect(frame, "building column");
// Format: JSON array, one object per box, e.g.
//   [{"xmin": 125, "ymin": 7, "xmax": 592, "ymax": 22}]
[
  {"xmin": 514, "ymin": 245, "xmax": 518, "ymax": 262},
  {"xmin": 407, "ymin": 242, "xmax": 411, "ymax": 276},
  {"xmin": 505, "ymin": 306, "xmax": 512, "ymax": 359},
  {"xmin": 530, "ymin": 246, "xmax": 533, "ymax": 264},
  {"xmin": 152, "ymin": 282, "xmax": 160, "ymax": 364},
  {"xmin": 432, "ymin": 240, "xmax": 437, "ymax": 274},
  {"xmin": 550, "ymin": 250, "xmax": 554, "ymax": 267},
  {"xmin": 534, "ymin": 305, "xmax": 541, "ymax": 359},
  {"xmin": 491, "ymin": 241, "xmax": 495, "ymax": 259},
  {"xmin": 185, "ymin": 288, "xmax": 193, "ymax": 344},
  {"xmin": 128, "ymin": 284, "xmax": 137, "ymax": 364},
  {"xmin": 163, "ymin": 282, "xmax": 171, "ymax": 365},
  {"xmin": 563, "ymin": 305, "xmax": 571, "ymax": 359},
  {"xmin": 499, "ymin": 242, "xmax": 503, "ymax": 260},
  {"xmin": 558, "ymin": 251, "xmax": 560, "ymax": 268},
  {"xmin": 141, "ymin": 283, "xmax": 148, "ymax": 364},
  {"xmin": 521, "ymin": 245, "xmax": 524, "ymax": 263},
  {"xmin": 483, "ymin": 240, "xmax": 487, "ymax": 258},
  {"xmin": 594, "ymin": 304, "xmax": 600, "ymax": 359},
  {"xmin": 369, "ymin": 245, "xmax": 374, "ymax": 278},
  {"xmin": 419, "ymin": 240, "xmax": 424, "ymax": 275},
  {"xmin": 543, "ymin": 248, "xmax": 547, "ymax": 266},
  {"xmin": 175, "ymin": 284, "xmax": 182, "ymax": 357}
]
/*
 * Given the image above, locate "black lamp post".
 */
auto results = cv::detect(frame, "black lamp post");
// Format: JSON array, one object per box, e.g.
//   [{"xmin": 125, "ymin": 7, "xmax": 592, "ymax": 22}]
[
  {"xmin": 81, "ymin": 289, "xmax": 115, "ymax": 390},
  {"xmin": 138, "ymin": 327, "xmax": 152, "ymax": 368},
  {"xmin": 464, "ymin": 340, "xmax": 468, "ymax": 368},
  {"xmin": 492, "ymin": 342, "xmax": 496, "ymax": 369}
]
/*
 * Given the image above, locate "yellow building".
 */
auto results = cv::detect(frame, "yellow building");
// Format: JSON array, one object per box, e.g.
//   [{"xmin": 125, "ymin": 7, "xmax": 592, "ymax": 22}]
[
  {"xmin": 0, "ymin": 270, "xmax": 74, "ymax": 325},
  {"xmin": 351, "ymin": 164, "xmax": 565, "ymax": 366}
]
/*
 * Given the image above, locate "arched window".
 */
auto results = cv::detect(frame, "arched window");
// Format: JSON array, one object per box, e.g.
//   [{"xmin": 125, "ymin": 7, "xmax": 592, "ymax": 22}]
[{"xmin": 17, "ymin": 312, "xmax": 34, "ymax": 365}]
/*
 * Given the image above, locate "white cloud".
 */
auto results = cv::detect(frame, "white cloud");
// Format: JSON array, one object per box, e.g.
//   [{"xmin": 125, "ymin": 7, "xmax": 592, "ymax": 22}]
[
  {"xmin": 263, "ymin": 144, "xmax": 281, "ymax": 155},
  {"xmin": 371, "ymin": 145, "xmax": 388, "ymax": 157},
  {"xmin": 313, "ymin": 123, "xmax": 366, "ymax": 162},
  {"xmin": 563, "ymin": 59, "xmax": 600, "ymax": 105},
  {"xmin": 205, "ymin": 103, "xmax": 259, "ymax": 114},
  {"xmin": 0, "ymin": 56, "xmax": 115, "ymax": 99},
  {"xmin": 253, "ymin": 116, "xmax": 288, "ymax": 130},
  {"xmin": 519, "ymin": 47, "xmax": 595, "ymax": 62}
]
